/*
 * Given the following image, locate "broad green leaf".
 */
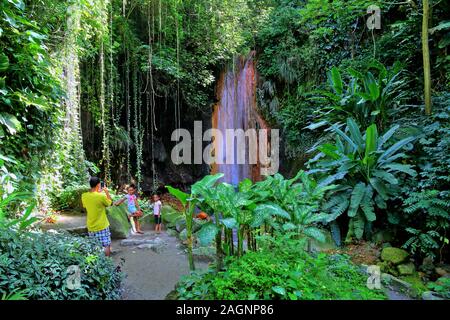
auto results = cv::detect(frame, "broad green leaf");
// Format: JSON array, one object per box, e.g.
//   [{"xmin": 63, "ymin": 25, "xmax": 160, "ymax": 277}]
[
  {"xmin": 378, "ymin": 124, "xmax": 399, "ymax": 149},
  {"xmin": 0, "ymin": 54, "xmax": 9, "ymax": 72},
  {"xmin": 220, "ymin": 217, "xmax": 237, "ymax": 229},
  {"xmin": 346, "ymin": 118, "xmax": 364, "ymax": 150},
  {"xmin": 372, "ymin": 170, "xmax": 398, "ymax": 185},
  {"xmin": 329, "ymin": 67, "xmax": 343, "ymax": 95},
  {"xmin": 361, "ymin": 185, "xmax": 376, "ymax": 222},
  {"xmin": 370, "ymin": 178, "xmax": 389, "ymax": 200},
  {"xmin": 0, "ymin": 113, "xmax": 21, "ymax": 134},
  {"xmin": 303, "ymin": 227, "xmax": 326, "ymax": 243},
  {"xmin": 378, "ymin": 136, "xmax": 415, "ymax": 163},
  {"xmin": 282, "ymin": 222, "xmax": 296, "ymax": 231},
  {"xmin": 352, "ymin": 214, "xmax": 365, "ymax": 239},
  {"xmin": 191, "ymin": 173, "xmax": 224, "ymax": 195},
  {"xmin": 363, "ymin": 124, "xmax": 378, "ymax": 167},
  {"xmin": 272, "ymin": 286, "xmax": 286, "ymax": 296},
  {"xmin": 166, "ymin": 186, "xmax": 188, "ymax": 206},
  {"xmin": 196, "ymin": 222, "xmax": 218, "ymax": 246},
  {"xmin": 383, "ymin": 163, "xmax": 417, "ymax": 177},
  {"xmin": 238, "ymin": 178, "xmax": 252, "ymax": 192},
  {"xmin": 348, "ymin": 182, "xmax": 366, "ymax": 217},
  {"xmin": 255, "ymin": 203, "xmax": 291, "ymax": 220}
]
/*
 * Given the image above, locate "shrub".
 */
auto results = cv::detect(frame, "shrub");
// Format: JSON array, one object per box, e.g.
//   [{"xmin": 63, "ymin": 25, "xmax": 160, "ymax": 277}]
[
  {"xmin": 176, "ymin": 235, "xmax": 386, "ymax": 300},
  {"xmin": 0, "ymin": 229, "xmax": 123, "ymax": 300},
  {"xmin": 49, "ymin": 185, "xmax": 89, "ymax": 211},
  {"xmin": 308, "ymin": 118, "xmax": 416, "ymax": 242}
]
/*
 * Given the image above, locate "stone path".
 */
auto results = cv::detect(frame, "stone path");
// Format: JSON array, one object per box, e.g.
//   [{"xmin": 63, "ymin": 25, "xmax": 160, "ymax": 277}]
[{"xmin": 111, "ymin": 226, "xmax": 209, "ymax": 300}]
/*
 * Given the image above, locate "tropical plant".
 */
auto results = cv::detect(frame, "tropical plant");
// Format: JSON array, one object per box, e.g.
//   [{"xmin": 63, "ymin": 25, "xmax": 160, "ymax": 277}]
[
  {"xmin": 309, "ymin": 118, "xmax": 417, "ymax": 242},
  {"xmin": 248, "ymin": 171, "xmax": 333, "ymax": 243},
  {"xmin": 166, "ymin": 173, "xmax": 224, "ymax": 271},
  {"xmin": 307, "ymin": 61, "xmax": 408, "ymax": 132},
  {"xmin": 0, "ymin": 192, "xmax": 38, "ymax": 230}
]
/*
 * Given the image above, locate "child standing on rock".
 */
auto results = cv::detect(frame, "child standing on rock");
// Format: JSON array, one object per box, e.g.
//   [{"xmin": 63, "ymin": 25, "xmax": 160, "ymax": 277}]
[
  {"xmin": 152, "ymin": 194, "xmax": 162, "ymax": 234},
  {"xmin": 115, "ymin": 184, "xmax": 144, "ymax": 234}
]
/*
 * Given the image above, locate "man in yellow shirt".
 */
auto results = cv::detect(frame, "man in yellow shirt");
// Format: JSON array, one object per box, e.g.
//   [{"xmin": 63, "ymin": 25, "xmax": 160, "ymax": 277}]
[{"xmin": 82, "ymin": 177, "xmax": 113, "ymax": 256}]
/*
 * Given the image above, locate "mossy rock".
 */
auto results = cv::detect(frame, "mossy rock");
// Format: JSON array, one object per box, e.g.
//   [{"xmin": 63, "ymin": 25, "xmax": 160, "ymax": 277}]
[
  {"xmin": 381, "ymin": 247, "xmax": 409, "ymax": 265},
  {"xmin": 106, "ymin": 204, "xmax": 131, "ymax": 239},
  {"xmin": 401, "ymin": 274, "xmax": 428, "ymax": 297},
  {"xmin": 377, "ymin": 261, "xmax": 398, "ymax": 276},
  {"xmin": 398, "ymin": 262, "xmax": 416, "ymax": 276}
]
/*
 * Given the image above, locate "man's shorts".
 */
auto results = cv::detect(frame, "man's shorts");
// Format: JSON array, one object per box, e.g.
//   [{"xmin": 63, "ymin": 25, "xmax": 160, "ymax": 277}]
[
  {"xmin": 154, "ymin": 215, "xmax": 162, "ymax": 224},
  {"xmin": 88, "ymin": 227, "xmax": 111, "ymax": 247}
]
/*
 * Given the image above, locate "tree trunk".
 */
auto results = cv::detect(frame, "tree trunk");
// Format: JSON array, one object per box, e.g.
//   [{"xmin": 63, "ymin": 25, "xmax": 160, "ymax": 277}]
[{"xmin": 422, "ymin": 0, "xmax": 432, "ymax": 115}]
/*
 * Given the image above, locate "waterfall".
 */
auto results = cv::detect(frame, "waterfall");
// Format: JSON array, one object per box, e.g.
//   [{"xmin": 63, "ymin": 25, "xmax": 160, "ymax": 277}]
[{"xmin": 212, "ymin": 52, "xmax": 270, "ymax": 185}]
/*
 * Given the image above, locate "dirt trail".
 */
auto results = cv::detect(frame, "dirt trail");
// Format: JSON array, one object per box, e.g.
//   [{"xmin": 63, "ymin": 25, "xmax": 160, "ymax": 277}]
[{"xmin": 111, "ymin": 226, "xmax": 208, "ymax": 300}]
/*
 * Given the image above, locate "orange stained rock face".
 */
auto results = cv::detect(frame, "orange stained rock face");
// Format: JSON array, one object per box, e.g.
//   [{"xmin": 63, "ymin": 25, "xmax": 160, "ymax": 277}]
[{"xmin": 211, "ymin": 51, "xmax": 271, "ymax": 185}]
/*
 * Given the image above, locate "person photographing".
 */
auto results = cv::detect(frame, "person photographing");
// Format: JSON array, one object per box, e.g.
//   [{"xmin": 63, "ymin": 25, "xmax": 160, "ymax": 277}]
[{"xmin": 82, "ymin": 177, "xmax": 113, "ymax": 256}]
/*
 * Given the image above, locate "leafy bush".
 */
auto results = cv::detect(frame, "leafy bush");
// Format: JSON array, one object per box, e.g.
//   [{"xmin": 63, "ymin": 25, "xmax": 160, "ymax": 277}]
[
  {"xmin": 176, "ymin": 235, "xmax": 386, "ymax": 300},
  {"xmin": 399, "ymin": 99, "xmax": 450, "ymax": 261},
  {"xmin": 0, "ymin": 229, "xmax": 123, "ymax": 300},
  {"xmin": 308, "ymin": 118, "xmax": 416, "ymax": 242},
  {"xmin": 49, "ymin": 185, "xmax": 89, "ymax": 211},
  {"xmin": 307, "ymin": 61, "xmax": 407, "ymax": 131}
]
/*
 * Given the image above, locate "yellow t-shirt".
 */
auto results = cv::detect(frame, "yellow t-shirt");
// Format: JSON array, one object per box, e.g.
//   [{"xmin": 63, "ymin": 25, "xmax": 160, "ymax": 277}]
[{"xmin": 81, "ymin": 191, "xmax": 112, "ymax": 232}]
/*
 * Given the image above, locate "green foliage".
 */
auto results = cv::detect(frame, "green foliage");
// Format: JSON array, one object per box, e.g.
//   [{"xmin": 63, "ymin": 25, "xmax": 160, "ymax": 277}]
[
  {"xmin": 49, "ymin": 185, "xmax": 90, "ymax": 212},
  {"xmin": 309, "ymin": 118, "xmax": 416, "ymax": 241},
  {"xmin": 0, "ymin": 191, "xmax": 38, "ymax": 230},
  {"xmin": 307, "ymin": 61, "xmax": 407, "ymax": 131},
  {"xmin": 176, "ymin": 235, "xmax": 386, "ymax": 300},
  {"xmin": 0, "ymin": 229, "xmax": 123, "ymax": 300},
  {"xmin": 399, "ymin": 99, "xmax": 450, "ymax": 261},
  {"xmin": 427, "ymin": 277, "xmax": 450, "ymax": 299}
]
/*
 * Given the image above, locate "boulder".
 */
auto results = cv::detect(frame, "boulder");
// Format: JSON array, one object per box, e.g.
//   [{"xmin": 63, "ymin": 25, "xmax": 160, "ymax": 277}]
[
  {"xmin": 381, "ymin": 247, "xmax": 409, "ymax": 265},
  {"xmin": 397, "ymin": 262, "xmax": 416, "ymax": 276},
  {"xmin": 106, "ymin": 205, "xmax": 131, "ymax": 239}
]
